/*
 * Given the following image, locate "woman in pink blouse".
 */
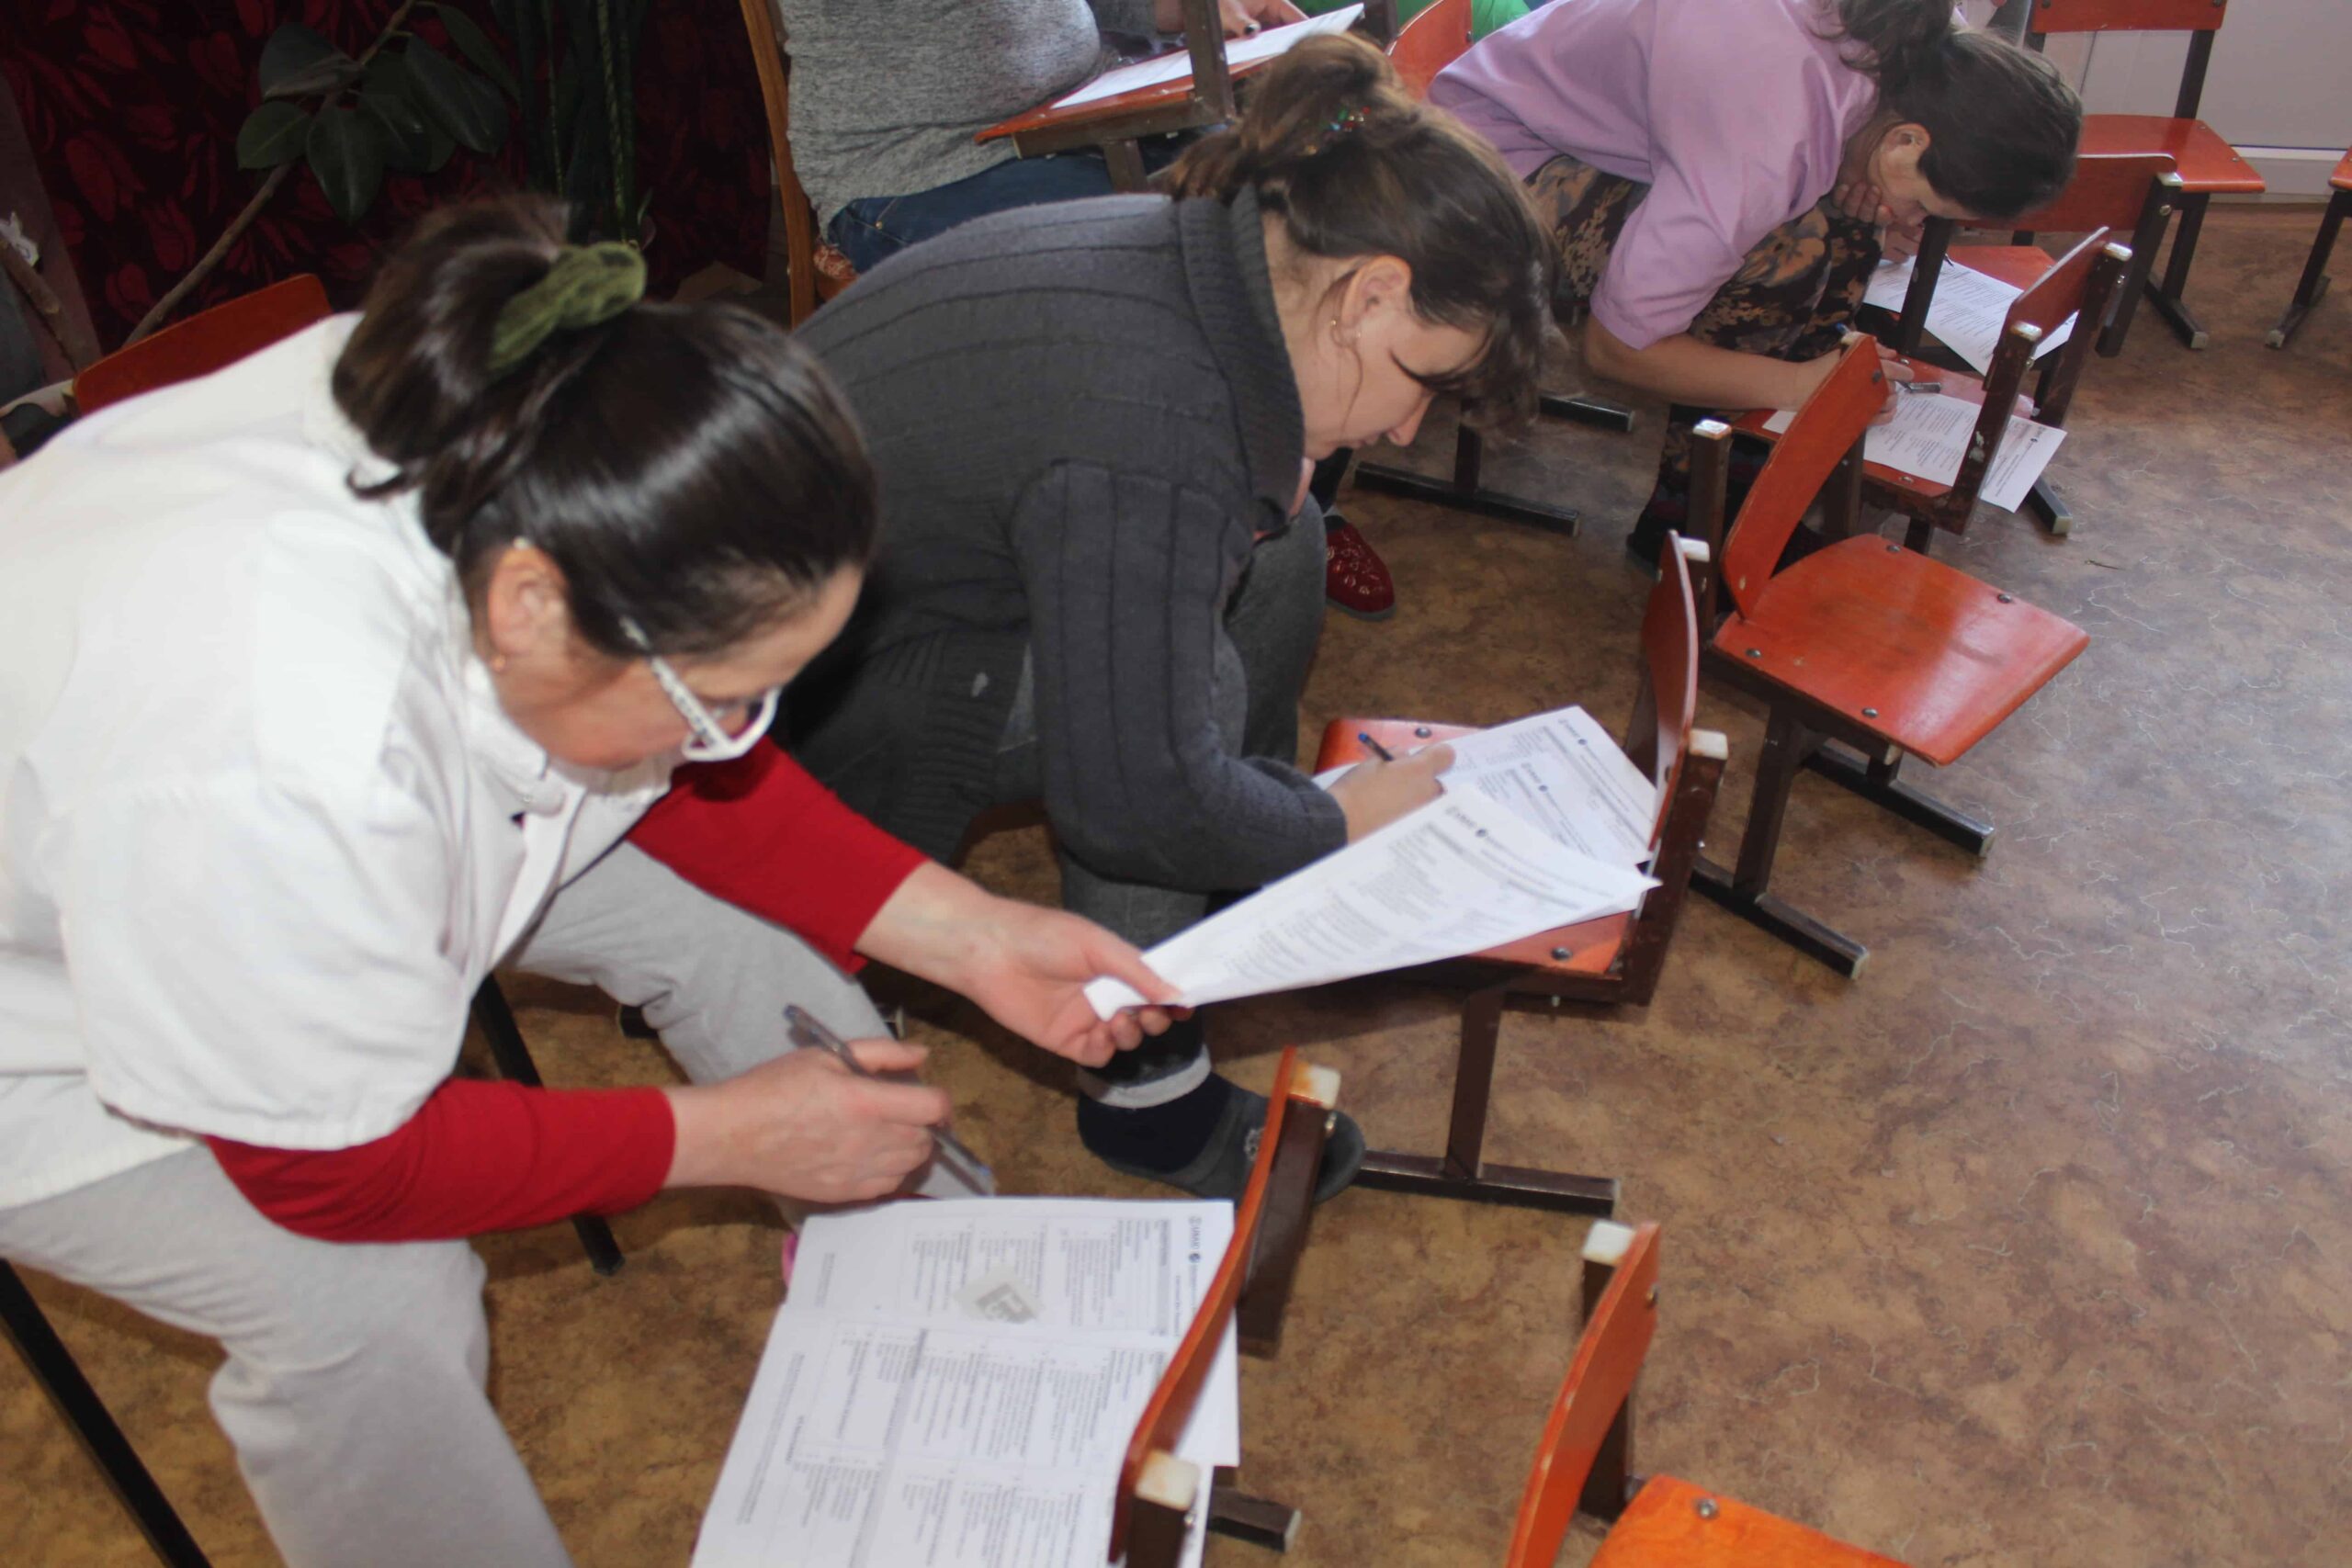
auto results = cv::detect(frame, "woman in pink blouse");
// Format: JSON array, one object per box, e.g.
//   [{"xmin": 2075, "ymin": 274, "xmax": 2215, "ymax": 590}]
[{"xmin": 1432, "ymin": 0, "xmax": 2079, "ymax": 562}]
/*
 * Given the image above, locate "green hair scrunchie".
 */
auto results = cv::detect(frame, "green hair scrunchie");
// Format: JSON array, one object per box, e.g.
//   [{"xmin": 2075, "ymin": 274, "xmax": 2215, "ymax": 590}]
[{"xmin": 486, "ymin": 242, "xmax": 646, "ymax": 378}]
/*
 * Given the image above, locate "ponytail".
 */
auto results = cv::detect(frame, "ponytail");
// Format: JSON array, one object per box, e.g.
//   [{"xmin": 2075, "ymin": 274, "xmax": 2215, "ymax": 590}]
[
  {"xmin": 333, "ymin": 195, "xmax": 876, "ymax": 658},
  {"xmin": 1161, "ymin": 32, "xmax": 1551, "ymax": 430},
  {"xmin": 1828, "ymin": 2, "xmax": 2081, "ymax": 220}
]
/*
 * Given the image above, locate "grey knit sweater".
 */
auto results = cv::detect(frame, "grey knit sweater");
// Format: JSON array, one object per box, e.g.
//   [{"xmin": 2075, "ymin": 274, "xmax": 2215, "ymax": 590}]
[
  {"xmin": 790, "ymin": 189, "xmax": 1348, "ymax": 892},
  {"xmin": 777, "ymin": 0, "xmax": 1159, "ymax": 226}
]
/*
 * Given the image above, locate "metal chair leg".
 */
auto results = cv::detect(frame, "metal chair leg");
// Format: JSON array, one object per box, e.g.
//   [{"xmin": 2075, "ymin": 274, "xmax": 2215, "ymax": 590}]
[
  {"xmin": 1688, "ymin": 707, "xmax": 1871, "ymax": 977},
  {"xmin": 1, "ymin": 1262, "xmax": 211, "ymax": 1567},
  {"xmin": 469, "ymin": 979, "xmax": 626, "ymax": 1277},
  {"xmin": 1352, "ymin": 424, "xmax": 1582, "ymax": 534},
  {"xmin": 2142, "ymin": 191, "xmax": 2212, "ymax": 351},
  {"xmin": 2267, "ymin": 188, "xmax": 2347, "ymax": 350}
]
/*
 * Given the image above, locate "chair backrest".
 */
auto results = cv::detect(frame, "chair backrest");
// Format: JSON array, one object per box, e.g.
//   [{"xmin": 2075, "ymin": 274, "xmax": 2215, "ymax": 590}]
[
  {"xmin": 1114, "ymin": 1046, "xmax": 1338, "ymax": 1566},
  {"xmin": 2028, "ymin": 0, "xmax": 2228, "ymax": 35},
  {"xmin": 737, "ymin": 0, "xmax": 831, "ymax": 327},
  {"xmin": 2028, "ymin": 1, "xmax": 2225, "ymax": 118},
  {"xmin": 1945, "ymin": 228, "xmax": 2127, "ymax": 510},
  {"xmin": 2007, "ymin": 151, "xmax": 2177, "ymax": 235},
  {"xmin": 1502, "ymin": 1221, "xmax": 1663, "ymax": 1568},
  {"xmin": 72, "ymin": 275, "xmax": 331, "ymax": 413},
  {"xmin": 1714, "ymin": 338, "xmax": 1885, "ymax": 618},
  {"xmin": 1388, "ymin": 0, "xmax": 1474, "ymax": 98}
]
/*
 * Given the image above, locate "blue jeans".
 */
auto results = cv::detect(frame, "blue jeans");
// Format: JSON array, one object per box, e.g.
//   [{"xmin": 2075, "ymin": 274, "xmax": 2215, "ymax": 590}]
[{"xmin": 826, "ymin": 143, "xmax": 1180, "ymax": 274}]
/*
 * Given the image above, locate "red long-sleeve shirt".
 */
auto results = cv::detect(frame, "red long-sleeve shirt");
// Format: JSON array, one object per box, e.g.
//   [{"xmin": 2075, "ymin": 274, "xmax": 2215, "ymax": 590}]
[{"xmin": 208, "ymin": 745, "xmax": 927, "ymax": 1242}]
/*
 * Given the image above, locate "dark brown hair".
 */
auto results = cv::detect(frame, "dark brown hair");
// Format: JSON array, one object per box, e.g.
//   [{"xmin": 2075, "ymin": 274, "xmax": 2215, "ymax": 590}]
[
  {"xmin": 1833, "ymin": 1, "xmax": 2081, "ymax": 220},
  {"xmin": 1160, "ymin": 32, "xmax": 1552, "ymax": 431},
  {"xmin": 334, "ymin": 195, "xmax": 876, "ymax": 658}
]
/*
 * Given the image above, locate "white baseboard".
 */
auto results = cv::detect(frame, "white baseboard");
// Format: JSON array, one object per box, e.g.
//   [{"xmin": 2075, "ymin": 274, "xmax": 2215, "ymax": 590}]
[{"xmin": 2230, "ymin": 147, "xmax": 2348, "ymax": 202}]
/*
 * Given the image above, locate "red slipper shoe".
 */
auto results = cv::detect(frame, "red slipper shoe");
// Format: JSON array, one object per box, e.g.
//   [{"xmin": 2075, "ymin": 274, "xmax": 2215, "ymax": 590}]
[{"xmin": 1324, "ymin": 515, "xmax": 1396, "ymax": 619}]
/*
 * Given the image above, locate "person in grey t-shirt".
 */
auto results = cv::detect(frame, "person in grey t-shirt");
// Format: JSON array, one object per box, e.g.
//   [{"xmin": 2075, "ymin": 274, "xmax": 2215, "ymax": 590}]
[{"xmin": 779, "ymin": 0, "xmax": 1303, "ymax": 275}]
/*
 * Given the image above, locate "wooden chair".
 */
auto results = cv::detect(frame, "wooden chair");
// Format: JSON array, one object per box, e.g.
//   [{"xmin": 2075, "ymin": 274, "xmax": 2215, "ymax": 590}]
[
  {"xmin": 1118, "ymin": 1045, "xmax": 1339, "ymax": 1567},
  {"xmin": 1503, "ymin": 1220, "xmax": 1909, "ymax": 1568},
  {"xmin": 1874, "ymin": 151, "xmax": 2176, "ymax": 535},
  {"xmin": 2022, "ymin": 0, "xmax": 2264, "ymax": 353},
  {"xmin": 1310, "ymin": 533, "xmax": 1726, "ymax": 1217},
  {"xmin": 1351, "ymin": 0, "xmax": 1634, "ymax": 538},
  {"xmin": 1745, "ymin": 227, "xmax": 2131, "ymax": 550},
  {"xmin": 1689, "ymin": 337, "xmax": 2090, "ymax": 977},
  {"xmin": 2267, "ymin": 150, "xmax": 2351, "ymax": 349},
  {"xmin": 69, "ymin": 276, "xmax": 330, "ymax": 413},
  {"xmin": 71, "ymin": 281, "xmax": 626, "ymax": 1275},
  {"xmin": 735, "ymin": 0, "xmax": 858, "ymax": 327},
  {"xmin": 1, "ymin": 1262, "xmax": 210, "ymax": 1567}
]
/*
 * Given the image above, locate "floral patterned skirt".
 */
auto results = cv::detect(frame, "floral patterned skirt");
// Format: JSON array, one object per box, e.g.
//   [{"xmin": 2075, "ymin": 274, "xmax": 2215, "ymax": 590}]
[{"xmin": 1530, "ymin": 153, "xmax": 1883, "ymax": 544}]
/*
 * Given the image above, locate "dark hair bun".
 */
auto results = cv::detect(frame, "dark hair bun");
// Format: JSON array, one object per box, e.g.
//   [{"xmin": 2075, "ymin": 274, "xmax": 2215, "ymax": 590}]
[
  {"xmin": 1161, "ymin": 33, "xmax": 1554, "ymax": 431},
  {"xmin": 334, "ymin": 195, "xmax": 876, "ymax": 657}
]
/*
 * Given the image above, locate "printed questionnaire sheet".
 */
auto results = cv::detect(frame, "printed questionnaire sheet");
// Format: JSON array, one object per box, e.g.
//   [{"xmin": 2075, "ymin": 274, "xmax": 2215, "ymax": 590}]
[
  {"xmin": 1085, "ymin": 785, "xmax": 1655, "ymax": 1018},
  {"xmin": 1048, "ymin": 6, "xmax": 1363, "ymax": 110},
  {"xmin": 1762, "ymin": 392, "xmax": 2065, "ymax": 513},
  {"xmin": 695, "ymin": 1199, "xmax": 1234, "ymax": 1568},
  {"xmin": 1863, "ymin": 254, "xmax": 2075, "ymax": 376}
]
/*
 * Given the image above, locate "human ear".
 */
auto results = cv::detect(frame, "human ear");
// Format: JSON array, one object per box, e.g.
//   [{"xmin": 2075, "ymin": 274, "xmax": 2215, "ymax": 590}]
[
  {"xmin": 1339, "ymin": 256, "xmax": 1416, "ymax": 342},
  {"xmin": 480, "ymin": 543, "xmax": 574, "ymax": 671}
]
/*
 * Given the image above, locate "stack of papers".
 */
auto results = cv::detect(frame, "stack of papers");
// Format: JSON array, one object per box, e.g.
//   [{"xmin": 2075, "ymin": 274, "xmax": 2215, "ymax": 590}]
[
  {"xmin": 1049, "ymin": 6, "xmax": 1363, "ymax": 109},
  {"xmin": 1087, "ymin": 706, "xmax": 1659, "ymax": 1017},
  {"xmin": 1760, "ymin": 392, "xmax": 2065, "ymax": 513},
  {"xmin": 695, "ymin": 1199, "xmax": 1236, "ymax": 1568},
  {"xmin": 1864, "ymin": 254, "xmax": 2075, "ymax": 377}
]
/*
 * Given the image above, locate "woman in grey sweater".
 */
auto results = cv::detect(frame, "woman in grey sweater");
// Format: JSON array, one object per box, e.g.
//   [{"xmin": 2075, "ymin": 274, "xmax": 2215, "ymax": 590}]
[{"xmin": 790, "ymin": 35, "xmax": 1551, "ymax": 1201}]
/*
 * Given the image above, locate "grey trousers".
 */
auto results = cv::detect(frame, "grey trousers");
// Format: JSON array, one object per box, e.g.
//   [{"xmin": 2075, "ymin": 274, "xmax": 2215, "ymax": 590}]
[
  {"xmin": 0, "ymin": 840, "xmax": 887, "ymax": 1568},
  {"xmin": 993, "ymin": 511, "xmax": 1328, "ymax": 1110}
]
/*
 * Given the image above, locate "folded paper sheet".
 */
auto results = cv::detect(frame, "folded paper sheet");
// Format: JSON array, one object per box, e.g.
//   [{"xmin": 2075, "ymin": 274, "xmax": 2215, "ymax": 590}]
[
  {"xmin": 1085, "ymin": 774, "xmax": 1657, "ymax": 1019},
  {"xmin": 695, "ymin": 1199, "xmax": 1235, "ymax": 1568}
]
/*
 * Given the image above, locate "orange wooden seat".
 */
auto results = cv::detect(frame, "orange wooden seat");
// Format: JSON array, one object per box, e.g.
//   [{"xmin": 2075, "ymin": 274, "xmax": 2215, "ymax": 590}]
[
  {"xmin": 2023, "ymin": 0, "xmax": 2263, "ymax": 352},
  {"xmin": 1718, "ymin": 535, "xmax": 2090, "ymax": 769},
  {"xmin": 1750, "ymin": 225, "xmax": 2132, "ymax": 547},
  {"xmin": 1502, "ymin": 1223, "xmax": 1910, "ymax": 1568},
  {"xmin": 71, "ymin": 275, "xmax": 330, "ymax": 414},
  {"xmin": 1311, "ymin": 535, "xmax": 1726, "ymax": 1215},
  {"xmin": 1690, "ymin": 338, "xmax": 2088, "ymax": 976},
  {"xmin": 1118, "ymin": 1047, "xmax": 1336, "ymax": 1568},
  {"xmin": 2267, "ymin": 149, "xmax": 2351, "ymax": 350}
]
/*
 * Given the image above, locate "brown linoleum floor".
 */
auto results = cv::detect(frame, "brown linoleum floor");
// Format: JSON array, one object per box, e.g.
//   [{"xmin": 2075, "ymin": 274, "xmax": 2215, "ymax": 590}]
[{"xmin": 6, "ymin": 205, "xmax": 2349, "ymax": 1566}]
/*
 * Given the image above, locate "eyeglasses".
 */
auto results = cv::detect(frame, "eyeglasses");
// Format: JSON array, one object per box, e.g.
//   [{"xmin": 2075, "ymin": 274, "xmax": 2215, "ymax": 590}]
[{"xmin": 622, "ymin": 618, "xmax": 781, "ymax": 763}]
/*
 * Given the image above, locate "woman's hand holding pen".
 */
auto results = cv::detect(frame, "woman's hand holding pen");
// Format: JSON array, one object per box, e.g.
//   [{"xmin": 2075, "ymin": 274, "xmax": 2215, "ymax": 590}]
[
  {"xmin": 1327, "ymin": 741, "xmax": 1453, "ymax": 841},
  {"xmin": 1157, "ymin": 0, "xmax": 1305, "ymax": 37},
  {"xmin": 663, "ymin": 1043, "xmax": 949, "ymax": 1202}
]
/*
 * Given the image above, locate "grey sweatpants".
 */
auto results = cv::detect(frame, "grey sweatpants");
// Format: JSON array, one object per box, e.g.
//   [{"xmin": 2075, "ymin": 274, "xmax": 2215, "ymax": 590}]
[
  {"xmin": 992, "ymin": 511, "xmax": 1328, "ymax": 1110},
  {"xmin": 0, "ymin": 840, "xmax": 888, "ymax": 1568}
]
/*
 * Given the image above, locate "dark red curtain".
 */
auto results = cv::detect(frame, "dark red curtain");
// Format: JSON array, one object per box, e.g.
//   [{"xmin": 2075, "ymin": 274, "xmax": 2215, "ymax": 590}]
[{"xmin": 2, "ymin": 1, "xmax": 769, "ymax": 351}]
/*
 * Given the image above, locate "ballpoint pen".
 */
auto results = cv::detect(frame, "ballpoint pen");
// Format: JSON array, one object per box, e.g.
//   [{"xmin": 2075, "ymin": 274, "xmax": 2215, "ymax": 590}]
[
  {"xmin": 1356, "ymin": 731, "xmax": 1397, "ymax": 761},
  {"xmin": 1895, "ymin": 379, "xmax": 1944, "ymax": 395},
  {"xmin": 783, "ymin": 1006, "xmax": 996, "ymax": 1195}
]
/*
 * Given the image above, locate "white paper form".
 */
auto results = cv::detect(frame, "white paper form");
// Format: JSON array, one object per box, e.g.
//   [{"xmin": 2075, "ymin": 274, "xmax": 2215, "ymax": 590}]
[
  {"xmin": 1049, "ymin": 6, "xmax": 1363, "ymax": 109},
  {"xmin": 1310, "ymin": 705, "xmax": 1660, "ymax": 867},
  {"xmin": 1084, "ymin": 787, "xmax": 1656, "ymax": 1017},
  {"xmin": 695, "ymin": 1199, "xmax": 1234, "ymax": 1568},
  {"xmin": 1864, "ymin": 254, "xmax": 2074, "ymax": 377},
  {"xmin": 1762, "ymin": 391, "xmax": 2066, "ymax": 513}
]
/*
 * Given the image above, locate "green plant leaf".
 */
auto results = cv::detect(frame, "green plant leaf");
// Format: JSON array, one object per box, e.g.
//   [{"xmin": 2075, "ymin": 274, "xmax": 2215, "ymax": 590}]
[
  {"xmin": 404, "ymin": 41, "xmax": 508, "ymax": 154},
  {"xmin": 432, "ymin": 5, "xmax": 522, "ymax": 101},
  {"xmin": 235, "ymin": 101, "xmax": 311, "ymax": 169},
  {"xmin": 360, "ymin": 89, "xmax": 435, "ymax": 172},
  {"xmin": 259, "ymin": 23, "xmax": 359, "ymax": 100},
  {"xmin": 306, "ymin": 106, "xmax": 388, "ymax": 223}
]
